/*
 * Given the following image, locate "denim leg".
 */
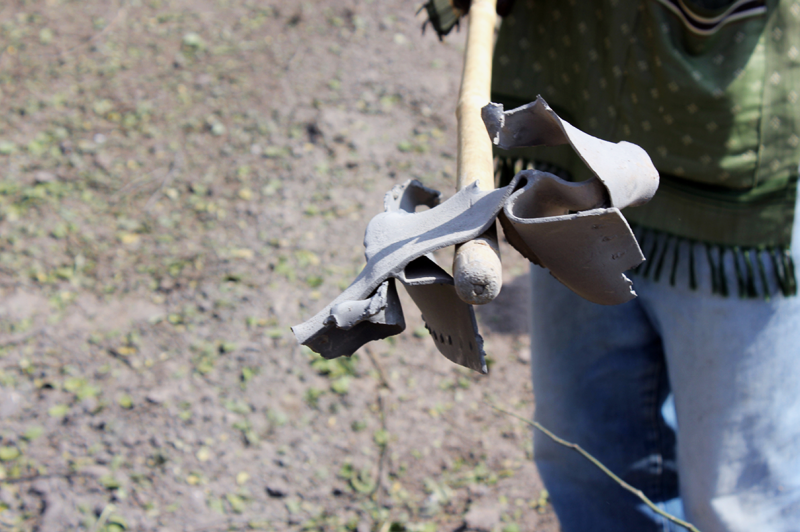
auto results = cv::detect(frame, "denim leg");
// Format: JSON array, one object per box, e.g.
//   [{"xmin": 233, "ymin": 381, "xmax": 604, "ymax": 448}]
[
  {"xmin": 530, "ymin": 266, "xmax": 683, "ymax": 532},
  {"xmin": 636, "ymin": 241, "xmax": 800, "ymax": 532}
]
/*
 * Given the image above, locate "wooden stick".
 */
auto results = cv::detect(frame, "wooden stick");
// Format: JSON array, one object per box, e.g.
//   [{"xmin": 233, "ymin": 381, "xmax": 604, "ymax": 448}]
[
  {"xmin": 486, "ymin": 402, "xmax": 703, "ymax": 532},
  {"xmin": 453, "ymin": 0, "xmax": 502, "ymax": 305}
]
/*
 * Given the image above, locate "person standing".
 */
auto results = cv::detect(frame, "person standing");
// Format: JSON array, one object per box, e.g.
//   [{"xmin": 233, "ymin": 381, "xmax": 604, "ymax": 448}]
[{"xmin": 425, "ymin": 1, "xmax": 800, "ymax": 530}]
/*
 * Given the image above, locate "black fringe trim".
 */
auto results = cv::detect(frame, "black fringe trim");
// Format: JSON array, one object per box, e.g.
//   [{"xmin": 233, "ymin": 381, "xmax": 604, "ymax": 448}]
[
  {"xmin": 494, "ymin": 156, "xmax": 798, "ymax": 299},
  {"xmin": 631, "ymin": 227, "xmax": 797, "ymax": 299}
]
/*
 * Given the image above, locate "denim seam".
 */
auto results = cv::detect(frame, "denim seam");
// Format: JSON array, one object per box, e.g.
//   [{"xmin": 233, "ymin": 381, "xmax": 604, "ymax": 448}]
[
  {"xmin": 637, "ymin": 276, "xmax": 682, "ymax": 531},
  {"xmin": 639, "ymin": 347, "xmax": 675, "ymax": 531},
  {"xmin": 652, "ymin": 356, "xmax": 670, "ymax": 532},
  {"xmin": 643, "ymin": 357, "xmax": 662, "ymax": 501}
]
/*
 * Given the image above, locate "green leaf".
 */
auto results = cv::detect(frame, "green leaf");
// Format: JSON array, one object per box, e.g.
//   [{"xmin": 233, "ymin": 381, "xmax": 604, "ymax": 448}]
[
  {"xmin": 27, "ymin": 140, "xmax": 47, "ymax": 156},
  {"xmin": 306, "ymin": 275, "xmax": 323, "ymax": 288},
  {"xmin": 0, "ymin": 141, "xmax": 17, "ymax": 155},
  {"xmin": 304, "ymin": 387, "xmax": 324, "ymax": 408},
  {"xmin": 182, "ymin": 32, "xmax": 206, "ymax": 50},
  {"xmin": 195, "ymin": 358, "xmax": 215, "ymax": 375},
  {"xmin": 240, "ymin": 367, "xmax": 256, "ymax": 383},
  {"xmin": 22, "ymin": 426, "xmax": 44, "ymax": 441},
  {"xmin": 244, "ymin": 429, "xmax": 260, "ymax": 446},
  {"xmin": 294, "ymin": 249, "xmax": 320, "ymax": 268},
  {"xmin": 226, "ymin": 493, "xmax": 246, "ymax": 513},
  {"xmin": 263, "ymin": 146, "xmax": 288, "ymax": 159},
  {"xmin": 99, "ymin": 474, "xmax": 122, "ymax": 489},
  {"xmin": 310, "ymin": 356, "xmax": 357, "ymax": 378},
  {"xmin": 219, "ymin": 341, "xmax": 237, "ymax": 353},
  {"xmin": 207, "ymin": 497, "xmax": 224, "ymax": 514},
  {"xmin": 373, "ymin": 429, "xmax": 389, "ymax": 447},
  {"xmin": 350, "ymin": 468, "xmax": 375, "ymax": 494},
  {"xmin": 93, "ymin": 99, "xmax": 114, "ymax": 116},
  {"xmin": 273, "ymin": 257, "xmax": 295, "ymax": 280},
  {"xmin": 338, "ymin": 462, "xmax": 355, "ymax": 480},
  {"xmin": 39, "ymin": 28, "xmax": 54, "ymax": 44},
  {"xmin": 0, "ymin": 447, "xmax": 20, "ymax": 461},
  {"xmin": 64, "ymin": 377, "xmax": 86, "ymax": 392},
  {"xmin": 223, "ymin": 399, "xmax": 251, "ymax": 415},
  {"xmin": 76, "ymin": 384, "xmax": 101, "ymax": 400},
  {"xmin": 232, "ymin": 419, "xmax": 251, "ymax": 432},
  {"xmin": 48, "ymin": 404, "xmax": 69, "ymax": 418},
  {"xmin": 108, "ymin": 513, "xmax": 128, "ymax": 529},
  {"xmin": 330, "ymin": 376, "xmax": 351, "ymax": 395},
  {"xmin": 118, "ymin": 394, "xmax": 134, "ymax": 409},
  {"xmin": 267, "ymin": 409, "xmax": 288, "ymax": 427}
]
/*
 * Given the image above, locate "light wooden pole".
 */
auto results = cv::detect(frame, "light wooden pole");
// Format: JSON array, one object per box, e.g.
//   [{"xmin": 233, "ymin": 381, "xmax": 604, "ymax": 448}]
[{"xmin": 453, "ymin": 0, "xmax": 502, "ymax": 305}]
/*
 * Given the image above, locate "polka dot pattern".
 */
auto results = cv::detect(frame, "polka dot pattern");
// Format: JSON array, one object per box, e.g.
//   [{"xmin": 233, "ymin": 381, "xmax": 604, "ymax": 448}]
[
  {"xmin": 489, "ymin": 0, "xmax": 800, "ymax": 247},
  {"xmin": 491, "ymin": 0, "xmax": 800, "ymax": 192}
]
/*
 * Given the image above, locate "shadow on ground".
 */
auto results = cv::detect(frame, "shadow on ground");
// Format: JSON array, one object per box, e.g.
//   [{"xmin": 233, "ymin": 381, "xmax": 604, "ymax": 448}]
[{"xmin": 477, "ymin": 270, "xmax": 531, "ymax": 335}]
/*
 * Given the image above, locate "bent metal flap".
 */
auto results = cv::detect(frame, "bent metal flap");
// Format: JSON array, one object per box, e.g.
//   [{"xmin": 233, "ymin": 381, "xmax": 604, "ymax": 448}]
[{"xmin": 292, "ymin": 97, "xmax": 660, "ymax": 373}]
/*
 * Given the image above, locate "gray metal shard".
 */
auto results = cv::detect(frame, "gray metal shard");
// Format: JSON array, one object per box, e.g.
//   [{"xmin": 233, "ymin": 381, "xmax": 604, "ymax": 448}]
[
  {"xmin": 291, "ymin": 179, "xmax": 513, "ymax": 368},
  {"xmin": 301, "ymin": 279, "xmax": 405, "ymax": 358},
  {"xmin": 401, "ymin": 256, "xmax": 487, "ymax": 374},
  {"xmin": 328, "ymin": 280, "xmax": 399, "ymax": 330},
  {"xmin": 482, "ymin": 96, "xmax": 659, "ymax": 209},
  {"xmin": 383, "ymin": 179, "xmax": 441, "ymax": 213},
  {"xmin": 500, "ymin": 171, "xmax": 644, "ymax": 305},
  {"xmin": 292, "ymin": 97, "xmax": 660, "ymax": 372}
]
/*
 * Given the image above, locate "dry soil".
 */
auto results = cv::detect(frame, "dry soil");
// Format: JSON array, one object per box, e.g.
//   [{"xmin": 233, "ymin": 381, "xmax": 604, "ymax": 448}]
[{"xmin": 0, "ymin": 1, "xmax": 559, "ymax": 531}]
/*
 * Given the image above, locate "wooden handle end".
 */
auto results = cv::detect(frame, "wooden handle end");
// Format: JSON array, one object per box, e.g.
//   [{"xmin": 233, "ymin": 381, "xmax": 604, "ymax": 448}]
[{"xmin": 453, "ymin": 232, "xmax": 502, "ymax": 305}]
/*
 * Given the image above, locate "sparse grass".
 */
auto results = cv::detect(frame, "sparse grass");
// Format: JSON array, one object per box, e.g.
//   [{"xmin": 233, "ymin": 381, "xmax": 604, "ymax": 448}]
[{"xmin": 0, "ymin": 1, "xmax": 549, "ymax": 531}]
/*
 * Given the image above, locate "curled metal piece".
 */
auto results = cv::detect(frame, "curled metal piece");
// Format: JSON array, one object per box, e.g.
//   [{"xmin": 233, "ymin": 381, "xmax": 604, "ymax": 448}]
[
  {"xmin": 304, "ymin": 278, "xmax": 405, "ymax": 358},
  {"xmin": 500, "ymin": 171, "xmax": 644, "ymax": 305},
  {"xmin": 482, "ymin": 96, "xmax": 659, "ymax": 209},
  {"xmin": 402, "ymin": 255, "xmax": 487, "ymax": 373},
  {"xmin": 292, "ymin": 179, "xmax": 508, "ymax": 370},
  {"xmin": 292, "ymin": 98, "xmax": 660, "ymax": 372}
]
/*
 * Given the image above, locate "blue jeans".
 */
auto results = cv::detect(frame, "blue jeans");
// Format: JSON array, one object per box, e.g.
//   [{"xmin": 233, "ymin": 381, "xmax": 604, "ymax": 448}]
[{"xmin": 530, "ymin": 234, "xmax": 800, "ymax": 531}]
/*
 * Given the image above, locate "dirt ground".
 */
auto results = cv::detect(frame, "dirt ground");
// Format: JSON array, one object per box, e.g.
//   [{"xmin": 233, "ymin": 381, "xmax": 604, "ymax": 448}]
[{"xmin": 0, "ymin": 1, "xmax": 559, "ymax": 531}]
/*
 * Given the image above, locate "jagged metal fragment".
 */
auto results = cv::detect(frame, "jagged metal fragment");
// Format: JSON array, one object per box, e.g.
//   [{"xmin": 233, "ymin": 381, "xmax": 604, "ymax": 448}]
[
  {"xmin": 301, "ymin": 279, "xmax": 405, "ymax": 357},
  {"xmin": 361, "ymin": 180, "xmax": 515, "ymax": 265},
  {"xmin": 327, "ymin": 280, "xmax": 402, "ymax": 330},
  {"xmin": 481, "ymin": 96, "xmax": 659, "ymax": 304},
  {"xmin": 500, "ymin": 171, "xmax": 644, "ymax": 305},
  {"xmin": 291, "ymin": 179, "xmax": 511, "ymax": 369},
  {"xmin": 293, "ymin": 97, "xmax": 660, "ymax": 371},
  {"xmin": 482, "ymin": 96, "xmax": 659, "ymax": 209},
  {"xmin": 383, "ymin": 178, "xmax": 441, "ymax": 213},
  {"xmin": 400, "ymin": 255, "xmax": 487, "ymax": 374}
]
